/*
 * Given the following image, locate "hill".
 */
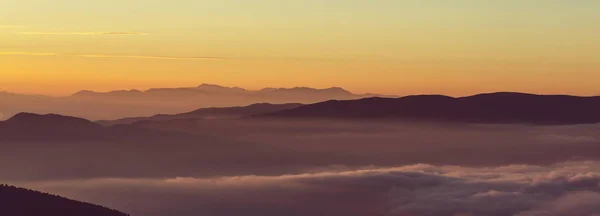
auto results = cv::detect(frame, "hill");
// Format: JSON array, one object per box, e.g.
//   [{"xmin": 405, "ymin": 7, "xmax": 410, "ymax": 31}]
[
  {"xmin": 0, "ymin": 112, "xmax": 298, "ymax": 180},
  {"xmin": 98, "ymin": 103, "xmax": 303, "ymax": 126},
  {"xmin": 0, "ymin": 184, "xmax": 128, "ymax": 216},
  {"xmin": 259, "ymin": 92, "xmax": 600, "ymax": 125},
  {"xmin": 0, "ymin": 113, "xmax": 106, "ymax": 141},
  {"xmin": 0, "ymin": 84, "xmax": 390, "ymax": 120}
]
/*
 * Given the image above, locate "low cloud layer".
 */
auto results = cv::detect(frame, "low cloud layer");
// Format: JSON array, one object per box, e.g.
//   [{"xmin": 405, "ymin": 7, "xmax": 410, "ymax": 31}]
[
  {"xmin": 14, "ymin": 161, "xmax": 600, "ymax": 216},
  {"xmin": 533, "ymin": 134, "xmax": 597, "ymax": 144}
]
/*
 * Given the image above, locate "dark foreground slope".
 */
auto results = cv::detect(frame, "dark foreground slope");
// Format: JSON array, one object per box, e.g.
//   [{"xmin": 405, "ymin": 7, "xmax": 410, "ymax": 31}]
[
  {"xmin": 260, "ymin": 92, "xmax": 600, "ymax": 125},
  {"xmin": 98, "ymin": 103, "xmax": 303, "ymax": 126},
  {"xmin": 0, "ymin": 184, "xmax": 128, "ymax": 216}
]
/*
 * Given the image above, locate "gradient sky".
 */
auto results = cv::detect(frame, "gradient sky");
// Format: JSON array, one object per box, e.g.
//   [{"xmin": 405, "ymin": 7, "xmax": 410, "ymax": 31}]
[{"xmin": 1, "ymin": 0, "xmax": 599, "ymax": 96}]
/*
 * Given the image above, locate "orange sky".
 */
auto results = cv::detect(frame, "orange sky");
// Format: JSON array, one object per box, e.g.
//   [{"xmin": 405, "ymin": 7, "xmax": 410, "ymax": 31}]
[{"xmin": 1, "ymin": 1, "xmax": 599, "ymax": 96}]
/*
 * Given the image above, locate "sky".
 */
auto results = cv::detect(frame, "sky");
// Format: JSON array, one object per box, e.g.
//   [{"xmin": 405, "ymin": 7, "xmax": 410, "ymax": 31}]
[{"xmin": 1, "ymin": 0, "xmax": 599, "ymax": 96}]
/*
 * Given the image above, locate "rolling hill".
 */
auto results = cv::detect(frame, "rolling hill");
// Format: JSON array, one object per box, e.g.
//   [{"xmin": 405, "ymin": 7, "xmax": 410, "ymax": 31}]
[
  {"xmin": 259, "ymin": 92, "xmax": 600, "ymax": 125},
  {"xmin": 97, "ymin": 103, "xmax": 303, "ymax": 126},
  {"xmin": 0, "ymin": 112, "xmax": 303, "ymax": 180},
  {"xmin": 0, "ymin": 113, "xmax": 107, "ymax": 141}
]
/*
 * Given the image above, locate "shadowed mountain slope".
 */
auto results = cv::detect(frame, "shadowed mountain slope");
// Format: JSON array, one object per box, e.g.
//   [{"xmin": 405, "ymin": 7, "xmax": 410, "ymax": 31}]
[
  {"xmin": 98, "ymin": 103, "xmax": 303, "ymax": 126},
  {"xmin": 259, "ymin": 92, "xmax": 600, "ymax": 125},
  {"xmin": 0, "ymin": 113, "xmax": 106, "ymax": 141},
  {"xmin": 0, "ymin": 184, "xmax": 129, "ymax": 216},
  {"xmin": 0, "ymin": 112, "xmax": 304, "ymax": 180}
]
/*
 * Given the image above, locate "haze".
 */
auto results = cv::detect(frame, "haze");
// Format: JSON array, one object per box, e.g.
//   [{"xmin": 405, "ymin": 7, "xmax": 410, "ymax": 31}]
[
  {"xmin": 2, "ymin": 1, "xmax": 600, "ymax": 216},
  {"xmin": 3, "ymin": 119, "xmax": 600, "ymax": 216},
  {"xmin": 1, "ymin": 0, "xmax": 599, "ymax": 96}
]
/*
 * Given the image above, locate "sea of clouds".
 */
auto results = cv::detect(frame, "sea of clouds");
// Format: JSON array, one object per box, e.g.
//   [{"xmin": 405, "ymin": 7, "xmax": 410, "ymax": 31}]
[{"xmin": 14, "ymin": 160, "xmax": 600, "ymax": 216}]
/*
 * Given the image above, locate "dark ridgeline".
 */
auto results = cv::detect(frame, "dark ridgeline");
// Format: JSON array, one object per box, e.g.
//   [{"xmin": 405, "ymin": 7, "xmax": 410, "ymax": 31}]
[
  {"xmin": 0, "ymin": 112, "xmax": 203, "ymax": 143},
  {"xmin": 6, "ymin": 92, "xmax": 600, "ymax": 129},
  {"xmin": 0, "ymin": 113, "xmax": 107, "ymax": 141},
  {"xmin": 97, "ymin": 103, "xmax": 303, "ymax": 126},
  {"xmin": 0, "ymin": 111, "xmax": 301, "ymax": 180},
  {"xmin": 0, "ymin": 184, "xmax": 129, "ymax": 216},
  {"xmin": 259, "ymin": 92, "xmax": 600, "ymax": 125},
  {"xmin": 157, "ymin": 103, "xmax": 303, "ymax": 119}
]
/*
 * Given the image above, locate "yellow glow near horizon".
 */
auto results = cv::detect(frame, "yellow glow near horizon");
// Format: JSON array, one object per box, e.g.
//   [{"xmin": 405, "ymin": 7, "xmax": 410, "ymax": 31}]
[{"xmin": 1, "ymin": 1, "xmax": 599, "ymax": 96}]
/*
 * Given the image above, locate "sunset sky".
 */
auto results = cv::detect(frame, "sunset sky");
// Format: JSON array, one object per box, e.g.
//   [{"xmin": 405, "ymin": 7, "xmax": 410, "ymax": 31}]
[{"xmin": 1, "ymin": 0, "xmax": 599, "ymax": 96}]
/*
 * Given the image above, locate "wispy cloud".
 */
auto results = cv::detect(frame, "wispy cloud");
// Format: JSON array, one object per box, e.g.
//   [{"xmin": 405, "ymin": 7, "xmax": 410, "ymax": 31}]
[
  {"xmin": 100, "ymin": 32, "xmax": 148, "ymax": 35},
  {"xmin": 76, "ymin": 54, "xmax": 225, "ymax": 60},
  {"xmin": 19, "ymin": 32, "xmax": 148, "ymax": 35},
  {"xmin": 0, "ymin": 52, "xmax": 59, "ymax": 56},
  {"xmin": 0, "ymin": 52, "xmax": 224, "ymax": 60},
  {"xmin": 0, "ymin": 25, "xmax": 28, "ymax": 28}
]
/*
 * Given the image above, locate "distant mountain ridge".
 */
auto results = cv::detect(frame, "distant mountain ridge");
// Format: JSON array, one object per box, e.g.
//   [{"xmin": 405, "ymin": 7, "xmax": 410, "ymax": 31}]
[
  {"xmin": 0, "ymin": 184, "xmax": 128, "ymax": 216},
  {"xmin": 72, "ymin": 83, "xmax": 369, "ymax": 98},
  {"xmin": 259, "ymin": 92, "xmax": 600, "ymax": 125},
  {"xmin": 0, "ymin": 84, "xmax": 389, "ymax": 120}
]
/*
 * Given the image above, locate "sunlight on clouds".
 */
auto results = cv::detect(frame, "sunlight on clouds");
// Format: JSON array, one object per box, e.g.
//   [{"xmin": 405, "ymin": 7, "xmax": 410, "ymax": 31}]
[{"xmin": 15, "ymin": 161, "xmax": 600, "ymax": 216}]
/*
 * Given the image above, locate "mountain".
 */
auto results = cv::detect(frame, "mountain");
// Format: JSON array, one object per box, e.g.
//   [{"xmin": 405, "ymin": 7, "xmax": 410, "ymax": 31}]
[
  {"xmin": 0, "ymin": 184, "xmax": 128, "ymax": 216},
  {"xmin": 0, "ymin": 84, "xmax": 390, "ymax": 121},
  {"xmin": 97, "ymin": 103, "xmax": 303, "ymax": 126},
  {"xmin": 0, "ymin": 112, "xmax": 215, "ymax": 144},
  {"xmin": 0, "ymin": 91, "xmax": 155, "ymax": 121},
  {"xmin": 0, "ymin": 113, "xmax": 106, "ymax": 141},
  {"xmin": 259, "ymin": 92, "xmax": 600, "ymax": 125},
  {"xmin": 196, "ymin": 83, "xmax": 247, "ymax": 93},
  {"xmin": 0, "ymin": 112, "xmax": 302, "ymax": 180},
  {"xmin": 71, "ymin": 84, "xmax": 375, "ymax": 101}
]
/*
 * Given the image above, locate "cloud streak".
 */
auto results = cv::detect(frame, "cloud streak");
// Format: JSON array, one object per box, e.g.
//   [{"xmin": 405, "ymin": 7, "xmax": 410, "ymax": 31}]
[
  {"xmin": 0, "ymin": 25, "xmax": 28, "ymax": 28},
  {"xmin": 75, "ymin": 54, "xmax": 225, "ymax": 60},
  {"xmin": 0, "ymin": 52, "xmax": 59, "ymax": 56},
  {"xmin": 19, "ymin": 31, "xmax": 148, "ymax": 35},
  {"xmin": 0, "ymin": 52, "xmax": 224, "ymax": 60}
]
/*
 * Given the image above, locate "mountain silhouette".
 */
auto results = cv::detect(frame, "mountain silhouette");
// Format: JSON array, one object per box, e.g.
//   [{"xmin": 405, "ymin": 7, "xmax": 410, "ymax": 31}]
[
  {"xmin": 0, "ymin": 112, "xmax": 301, "ymax": 180},
  {"xmin": 259, "ymin": 92, "xmax": 600, "ymax": 125},
  {"xmin": 0, "ymin": 184, "xmax": 129, "ymax": 216},
  {"xmin": 98, "ymin": 103, "xmax": 303, "ymax": 126},
  {"xmin": 0, "ymin": 112, "xmax": 206, "ymax": 143},
  {"xmin": 258, "ymin": 86, "xmax": 352, "ymax": 96},
  {"xmin": 71, "ymin": 84, "xmax": 377, "ymax": 100},
  {"xmin": 0, "ymin": 113, "xmax": 106, "ymax": 141},
  {"xmin": 0, "ymin": 84, "xmax": 391, "ymax": 121},
  {"xmin": 196, "ymin": 83, "xmax": 247, "ymax": 93}
]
